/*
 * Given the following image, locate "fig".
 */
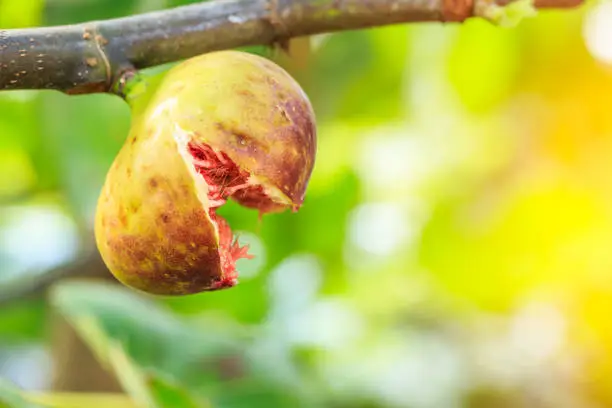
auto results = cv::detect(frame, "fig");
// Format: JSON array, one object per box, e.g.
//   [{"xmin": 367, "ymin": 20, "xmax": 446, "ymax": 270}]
[{"xmin": 95, "ymin": 51, "xmax": 316, "ymax": 296}]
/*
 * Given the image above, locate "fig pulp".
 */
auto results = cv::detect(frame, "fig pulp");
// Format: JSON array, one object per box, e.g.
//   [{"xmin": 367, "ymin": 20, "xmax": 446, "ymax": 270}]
[{"xmin": 95, "ymin": 51, "xmax": 316, "ymax": 295}]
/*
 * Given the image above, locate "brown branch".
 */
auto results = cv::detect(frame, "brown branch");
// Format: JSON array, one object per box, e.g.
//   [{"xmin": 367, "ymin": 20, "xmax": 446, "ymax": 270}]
[
  {"xmin": 0, "ymin": 246, "xmax": 106, "ymax": 307},
  {"xmin": 0, "ymin": 0, "xmax": 582, "ymax": 95}
]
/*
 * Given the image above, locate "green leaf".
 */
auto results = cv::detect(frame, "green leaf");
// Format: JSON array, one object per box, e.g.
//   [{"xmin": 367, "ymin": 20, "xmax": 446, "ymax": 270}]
[
  {"xmin": 447, "ymin": 19, "xmax": 519, "ymax": 113},
  {"xmin": 0, "ymin": 93, "xmax": 53, "ymax": 199},
  {"xmin": 146, "ymin": 375, "xmax": 209, "ymax": 408},
  {"xmin": 308, "ymin": 26, "xmax": 409, "ymax": 124},
  {"xmin": 49, "ymin": 281, "xmax": 311, "ymax": 408},
  {"xmin": 476, "ymin": 0, "xmax": 537, "ymax": 27},
  {"xmin": 0, "ymin": 299, "xmax": 47, "ymax": 341},
  {"xmin": 0, "ymin": 378, "xmax": 44, "ymax": 408},
  {"xmin": 25, "ymin": 393, "xmax": 136, "ymax": 408},
  {"xmin": 50, "ymin": 281, "xmax": 242, "ymax": 373},
  {"xmin": 0, "ymin": 0, "xmax": 44, "ymax": 28},
  {"xmin": 44, "ymin": 0, "xmax": 140, "ymax": 25},
  {"xmin": 39, "ymin": 92, "xmax": 131, "ymax": 224},
  {"xmin": 49, "ymin": 282, "xmax": 211, "ymax": 408},
  {"xmin": 50, "ymin": 308, "xmax": 206, "ymax": 408},
  {"xmin": 106, "ymin": 343, "xmax": 208, "ymax": 408},
  {"xmin": 165, "ymin": 0, "xmax": 213, "ymax": 7}
]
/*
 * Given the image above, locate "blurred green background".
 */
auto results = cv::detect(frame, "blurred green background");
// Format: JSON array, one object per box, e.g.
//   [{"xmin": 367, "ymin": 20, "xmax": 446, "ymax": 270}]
[{"xmin": 2, "ymin": 0, "xmax": 612, "ymax": 407}]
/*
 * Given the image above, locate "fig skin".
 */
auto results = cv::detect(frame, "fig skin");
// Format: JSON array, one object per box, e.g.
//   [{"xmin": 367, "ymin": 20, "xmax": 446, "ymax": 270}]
[{"xmin": 95, "ymin": 51, "xmax": 316, "ymax": 296}]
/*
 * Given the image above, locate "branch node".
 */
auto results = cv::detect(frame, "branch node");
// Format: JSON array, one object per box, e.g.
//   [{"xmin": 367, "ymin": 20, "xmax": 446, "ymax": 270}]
[
  {"xmin": 266, "ymin": 0, "xmax": 291, "ymax": 49},
  {"xmin": 113, "ymin": 68, "xmax": 139, "ymax": 99},
  {"xmin": 83, "ymin": 23, "xmax": 112, "ymax": 92},
  {"xmin": 443, "ymin": 0, "xmax": 474, "ymax": 22},
  {"xmin": 475, "ymin": 0, "xmax": 537, "ymax": 26}
]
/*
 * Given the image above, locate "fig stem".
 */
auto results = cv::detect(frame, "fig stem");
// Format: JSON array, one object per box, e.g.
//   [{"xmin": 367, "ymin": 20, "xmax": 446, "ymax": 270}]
[
  {"xmin": 113, "ymin": 63, "xmax": 176, "ymax": 112},
  {"xmin": 113, "ymin": 69, "xmax": 140, "ymax": 100},
  {"xmin": 0, "ymin": 0, "xmax": 582, "ymax": 95}
]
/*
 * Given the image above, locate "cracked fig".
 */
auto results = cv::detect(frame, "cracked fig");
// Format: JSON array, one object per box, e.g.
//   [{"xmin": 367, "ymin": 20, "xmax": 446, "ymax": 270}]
[{"xmin": 95, "ymin": 51, "xmax": 317, "ymax": 295}]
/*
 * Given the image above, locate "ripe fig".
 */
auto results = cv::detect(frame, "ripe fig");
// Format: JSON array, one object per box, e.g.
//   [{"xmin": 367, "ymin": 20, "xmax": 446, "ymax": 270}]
[{"xmin": 95, "ymin": 51, "xmax": 316, "ymax": 296}]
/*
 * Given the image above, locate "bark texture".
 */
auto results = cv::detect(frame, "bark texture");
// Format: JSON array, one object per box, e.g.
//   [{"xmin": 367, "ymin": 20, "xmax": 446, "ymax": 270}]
[{"xmin": 0, "ymin": 0, "xmax": 582, "ymax": 94}]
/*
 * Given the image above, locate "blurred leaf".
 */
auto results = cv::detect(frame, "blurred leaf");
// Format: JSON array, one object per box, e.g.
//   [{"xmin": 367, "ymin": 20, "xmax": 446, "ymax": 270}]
[
  {"xmin": 0, "ymin": 378, "xmax": 43, "ymax": 408},
  {"xmin": 335, "ymin": 25, "xmax": 410, "ymax": 121},
  {"xmin": 517, "ymin": 9, "xmax": 586, "ymax": 94},
  {"xmin": 50, "ymin": 285, "xmax": 208, "ymax": 408},
  {"xmin": 164, "ymin": 266, "xmax": 270, "ymax": 324},
  {"xmin": 106, "ymin": 343, "xmax": 208, "ymax": 408},
  {"xmin": 165, "ymin": 0, "xmax": 211, "ymax": 7},
  {"xmin": 39, "ymin": 93, "xmax": 130, "ymax": 225},
  {"xmin": 307, "ymin": 26, "xmax": 408, "ymax": 124},
  {"xmin": 147, "ymin": 375, "xmax": 208, "ymax": 408},
  {"xmin": 50, "ymin": 281, "xmax": 312, "ymax": 408},
  {"xmin": 26, "ymin": 393, "xmax": 136, "ymax": 408},
  {"xmin": 0, "ymin": 148, "xmax": 37, "ymax": 199},
  {"xmin": 296, "ymin": 171, "xmax": 360, "ymax": 265},
  {"xmin": 0, "ymin": 93, "xmax": 57, "ymax": 198},
  {"xmin": 419, "ymin": 182, "xmax": 604, "ymax": 310},
  {"xmin": 44, "ymin": 0, "xmax": 139, "ymax": 25},
  {"xmin": 50, "ymin": 281, "xmax": 241, "ymax": 380},
  {"xmin": 447, "ymin": 19, "xmax": 519, "ymax": 113},
  {"xmin": 0, "ymin": 0, "xmax": 44, "ymax": 28},
  {"xmin": 0, "ymin": 299, "xmax": 47, "ymax": 341}
]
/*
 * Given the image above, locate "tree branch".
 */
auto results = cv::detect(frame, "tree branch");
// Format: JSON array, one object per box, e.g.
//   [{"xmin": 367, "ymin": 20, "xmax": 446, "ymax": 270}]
[
  {"xmin": 0, "ymin": 0, "xmax": 581, "ymax": 95},
  {"xmin": 0, "ymin": 247, "xmax": 106, "ymax": 307}
]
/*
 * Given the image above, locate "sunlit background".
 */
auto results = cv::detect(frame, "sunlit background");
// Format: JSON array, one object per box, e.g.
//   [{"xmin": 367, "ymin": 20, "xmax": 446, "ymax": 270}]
[{"xmin": 1, "ymin": 0, "xmax": 612, "ymax": 407}]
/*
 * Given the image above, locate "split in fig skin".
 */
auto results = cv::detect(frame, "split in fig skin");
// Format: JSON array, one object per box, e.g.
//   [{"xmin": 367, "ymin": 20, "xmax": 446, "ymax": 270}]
[
  {"xmin": 187, "ymin": 141, "xmax": 256, "ymax": 290},
  {"xmin": 95, "ymin": 51, "xmax": 316, "ymax": 296}
]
